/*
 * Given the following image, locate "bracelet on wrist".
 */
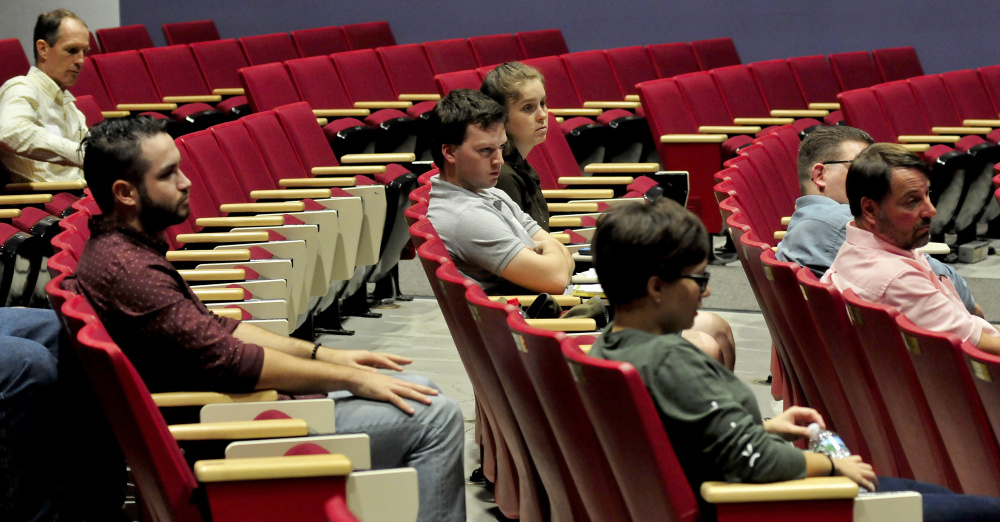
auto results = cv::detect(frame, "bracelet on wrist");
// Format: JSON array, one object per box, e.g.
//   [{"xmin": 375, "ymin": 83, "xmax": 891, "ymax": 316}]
[
  {"xmin": 826, "ymin": 454, "xmax": 837, "ymax": 476},
  {"xmin": 311, "ymin": 343, "xmax": 321, "ymax": 360}
]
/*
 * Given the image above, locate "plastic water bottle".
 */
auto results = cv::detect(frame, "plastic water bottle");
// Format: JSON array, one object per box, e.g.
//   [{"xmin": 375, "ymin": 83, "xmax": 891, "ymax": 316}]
[{"xmin": 807, "ymin": 422, "xmax": 851, "ymax": 458}]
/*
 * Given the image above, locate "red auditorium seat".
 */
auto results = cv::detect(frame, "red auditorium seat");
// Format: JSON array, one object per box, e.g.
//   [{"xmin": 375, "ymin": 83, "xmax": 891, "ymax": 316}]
[
  {"xmin": 872, "ymin": 46, "xmax": 924, "ymax": 82},
  {"xmin": 468, "ymin": 34, "xmax": 525, "ymax": 67},
  {"xmin": 95, "ymin": 24, "xmax": 154, "ymax": 53},
  {"xmin": 238, "ymin": 33, "xmax": 299, "ymax": 66},
  {"xmin": 690, "ymin": 37, "xmax": 741, "ymax": 70},
  {"xmin": 341, "ymin": 21, "xmax": 396, "ymax": 50},
  {"xmin": 646, "ymin": 42, "xmax": 701, "ymax": 78},
  {"xmin": 290, "ymin": 26, "xmax": 351, "ymax": 58},
  {"xmin": 162, "ymin": 20, "xmax": 220, "ymax": 45},
  {"xmin": 515, "ymin": 29, "xmax": 569, "ymax": 59}
]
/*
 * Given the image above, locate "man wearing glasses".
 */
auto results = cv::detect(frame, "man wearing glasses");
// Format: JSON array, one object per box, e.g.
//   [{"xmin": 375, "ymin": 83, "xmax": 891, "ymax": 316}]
[{"xmin": 776, "ymin": 126, "xmax": 978, "ymax": 314}]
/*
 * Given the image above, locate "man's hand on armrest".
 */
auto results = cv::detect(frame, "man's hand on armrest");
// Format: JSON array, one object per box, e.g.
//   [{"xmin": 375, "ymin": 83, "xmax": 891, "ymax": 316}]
[{"xmin": 976, "ymin": 332, "xmax": 1000, "ymax": 355}]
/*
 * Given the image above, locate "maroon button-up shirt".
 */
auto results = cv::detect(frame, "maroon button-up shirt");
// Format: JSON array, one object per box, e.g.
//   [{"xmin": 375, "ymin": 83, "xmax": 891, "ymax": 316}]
[{"xmin": 66, "ymin": 215, "xmax": 265, "ymax": 393}]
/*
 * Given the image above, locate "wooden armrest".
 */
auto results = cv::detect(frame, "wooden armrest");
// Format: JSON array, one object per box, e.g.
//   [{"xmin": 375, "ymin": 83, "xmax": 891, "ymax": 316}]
[
  {"xmin": 557, "ymin": 176, "xmax": 634, "ymax": 186},
  {"xmin": 312, "ymin": 165, "xmax": 386, "ymax": 175},
  {"xmin": 661, "ymin": 134, "xmax": 728, "ymax": 143},
  {"xmin": 901, "ymin": 144, "xmax": 931, "ymax": 152},
  {"xmin": 0, "ymin": 209, "xmax": 20, "ymax": 219},
  {"xmin": 100, "ymin": 110, "xmax": 130, "ymax": 118},
  {"xmin": 352, "ymin": 101, "xmax": 412, "ymax": 109},
  {"xmin": 316, "ymin": 118, "xmax": 328, "ymax": 126},
  {"xmin": 732, "ymin": 117, "xmax": 795, "ymax": 125},
  {"xmin": 770, "ymin": 109, "xmax": 829, "ymax": 118},
  {"xmin": 931, "ymin": 126, "xmax": 992, "ymax": 135},
  {"xmin": 551, "ymin": 232, "xmax": 570, "ymax": 243},
  {"xmin": 571, "ymin": 274, "xmax": 599, "ymax": 284},
  {"xmin": 0, "ymin": 194, "xmax": 53, "ymax": 205},
  {"xmin": 542, "ymin": 189, "xmax": 615, "ymax": 199},
  {"xmin": 525, "ymin": 318, "xmax": 598, "ymax": 332},
  {"xmin": 578, "ymin": 344, "xmax": 593, "ymax": 353},
  {"xmin": 781, "ymin": 216, "xmax": 791, "ymax": 226},
  {"xmin": 116, "ymin": 103, "xmax": 177, "ymax": 111},
  {"xmin": 178, "ymin": 268, "xmax": 247, "ymax": 281},
  {"xmin": 313, "ymin": 108, "xmax": 371, "ymax": 118},
  {"xmin": 584, "ymin": 162, "xmax": 660, "ymax": 174},
  {"xmin": 547, "ymin": 108, "xmax": 603, "ymax": 117},
  {"xmin": 4, "ymin": 180, "xmax": 86, "ymax": 192},
  {"xmin": 339, "ymin": 153, "xmax": 416, "ymax": 164},
  {"xmin": 152, "ymin": 390, "xmax": 279, "ymax": 407},
  {"xmin": 213, "ymin": 308, "xmax": 244, "ymax": 321},
  {"xmin": 166, "ymin": 249, "xmax": 252, "ymax": 262},
  {"xmin": 624, "ymin": 94, "xmax": 640, "ymax": 102},
  {"xmin": 249, "ymin": 188, "xmax": 332, "ymax": 200},
  {"xmin": 170, "ymin": 418, "xmax": 308, "ymax": 441},
  {"xmin": 499, "ymin": 294, "xmax": 582, "ymax": 307},
  {"xmin": 701, "ymin": 477, "xmax": 857, "ymax": 503},
  {"xmin": 398, "ymin": 93, "xmax": 440, "ymax": 101},
  {"xmin": 774, "ymin": 231, "xmax": 786, "ymax": 240},
  {"xmin": 922, "ymin": 241, "xmax": 950, "ymax": 255},
  {"xmin": 962, "ymin": 119, "xmax": 1000, "ymax": 127},
  {"xmin": 175, "ymin": 231, "xmax": 271, "ymax": 244},
  {"xmin": 195, "ymin": 215, "xmax": 285, "ymax": 227},
  {"xmin": 897, "ymin": 134, "xmax": 960, "ymax": 143},
  {"xmin": 194, "ymin": 453, "xmax": 351, "ymax": 482},
  {"xmin": 698, "ymin": 125, "xmax": 762, "ymax": 134},
  {"xmin": 547, "ymin": 202, "xmax": 600, "ymax": 212},
  {"xmin": 808, "ymin": 102, "xmax": 840, "ymax": 110},
  {"xmin": 191, "ymin": 287, "xmax": 246, "ymax": 301},
  {"xmin": 549, "ymin": 216, "xmax": 583, "ymax": 227},
  {"xmin": 278, "ymin": 178, "xmax": 356, "ymax": 188},
  {"xmin": 213, "ymin": 88, "xmax": 245, "ymax": 96},
  {"xmin": 162, "ymin": 95, "xmax": 222, "ymax": 103},
  {"xmin": 219, "ymin": 202, "xmax": 307, "ymax": 213},
  {"xmin": 582, "ymin": 101, "xmax": 641, "ymax": 109}
]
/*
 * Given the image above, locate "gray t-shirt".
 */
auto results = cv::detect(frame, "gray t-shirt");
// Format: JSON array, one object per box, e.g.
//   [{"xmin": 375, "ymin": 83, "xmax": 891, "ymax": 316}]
[{"xmin": 427, "ymin": 174, "xmax": 541, "ymax": 293}]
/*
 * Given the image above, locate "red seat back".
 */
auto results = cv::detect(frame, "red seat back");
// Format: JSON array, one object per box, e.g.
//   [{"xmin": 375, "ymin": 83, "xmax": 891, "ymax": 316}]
[
  {"xmin": 837, "ymin": 88, "xmax": 898, "ymax": 143},
  {"xmin": 646, "ymin": 42, "xmax": 701, "ymax": 78},
  {"xmin": 872, "ymin": 47, "xmax": 924, "ymax": 82},
  {"xmin": 978, "ymin": 65, "xmax": 1000, "ymax": 110},
  {"xmin": 690, "ymin": 37, "xmax": 740, "ymax": 70},
  {"xmin": 468, "ymin": 34, "xmax": 525, "ymax": 67},
  {"xmin": 67, "ymin": 57, "xmax": 116, "ymax": 111},
  {"xmin": 711, "ymin": 64, "xmax": 772, "ymax": 118},
  {"xmin": 562, "ymin": 342, "xmax": 699, "ymax": 522},
  {"xmin": 96, "ymin": 24, "xmax": 154, "ymax": 53},
  {"xmin": 239, "ymin": 62, "xmax": 301, "ymax": 112},
  {"xmin": 515, "ymin": 29, "xmax": 569, "ymax": 59},
  {"xmin": 377, "ymin": 44, "xmax": 438, "ymax": 96},
  {"xmin": 562, "ymin": 50, "xmax": 627, "ymax": 102},
  {"xmin": 341, "ymin": 21, "xmax": 396, "ymax": 50},
  {"xmin": 433, "ymin": 69, "xmax": 483, "ymax": 95},
  {"xmin": 330, "ymin": 49, "xmax": 397, "ymax": 102},
  {"xmin": 162, "ymin": 20, "xmax": 220, "ymax": 46},
  {"xmin": 290, "ymin": 26, "xmax": 350, "ymax": 58},
  {"xmin": 285, "ymin": 56, "xmax": 355, "ymax": 110},
  {"xmin": 604, "ymin": 46, "xmax": 658, "ymax": 96},
  {"xmin": 674, "ymin": 71, "xmax": 735, "ymax": 126},
  {"xmin": 748, "ymin": 59, "xmax": 810, "ymax": 110},
  {"xmin": 140, "ymin": 45, "xmax": 212, "ymax": 97},
  {"xmin": 239, "ymin": 33, "xmax": 299, "ymax": 66},
  {"xmin": 190, "ymin": 39, "xmax": 250, "ymax": 91},
  {"xmin": 841, "ymin": 289, "xmax": 961, "ymax": 489},
  {"xmin": 422, "ymin": 39, "xmax": 478, "ymax": 75},
  {"xmin": 961, "ymin": 343, "xmax": 1000, "ymax": 452},
  {"xmin": 91, "ymin": 50, "xmax": 162, "ymax": 105},
  {"xmin": 872, "ymin": 80, "xmax": 933, "ymax": 135},
  {"xmin": 907, "ymin": 75, "xmax": 965, "ymax": 128},
  {"xmin": 74, "ymin": 95, "xmax": 104, "ymax": 127},
  {"xmin": 0, "ymin": 38, "xmax": 30, "ymax": 85},
  {"xmin": 509, "ymin": 315, "xmax": 632, "ymax": 521},
  {"xmin": 941, "ymin": 69, "xmax": 1000, "ymax": 121},
  {"xmin": 788, "ymin": 55, "xmax": 842, "ymax": 104},
  {"xmin": 828, "ymin": 51, "xmax": 881, "ymax": 91},
  {"xmin": 896, "ymin": 314, "xmax": 1000, "ymax": 495}
]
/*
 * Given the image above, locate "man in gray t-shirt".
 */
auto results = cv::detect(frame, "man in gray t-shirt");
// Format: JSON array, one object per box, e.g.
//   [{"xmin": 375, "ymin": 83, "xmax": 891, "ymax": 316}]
[{"xmin": 427, "ymin": 89, "xmax": 574, "ymax": 295}]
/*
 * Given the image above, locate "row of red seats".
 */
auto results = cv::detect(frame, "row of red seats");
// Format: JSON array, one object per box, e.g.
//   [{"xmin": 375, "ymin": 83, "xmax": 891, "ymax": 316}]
[{"xmin": 715, "ymin": 134, "xmax": 1000, "ymax": 495}]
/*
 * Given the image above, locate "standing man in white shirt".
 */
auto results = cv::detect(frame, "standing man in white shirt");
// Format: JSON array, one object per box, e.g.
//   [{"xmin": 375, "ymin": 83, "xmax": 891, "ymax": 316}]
[{"xmin": 0, "ymin": 9, "xmax": 89, "ymax": 183}]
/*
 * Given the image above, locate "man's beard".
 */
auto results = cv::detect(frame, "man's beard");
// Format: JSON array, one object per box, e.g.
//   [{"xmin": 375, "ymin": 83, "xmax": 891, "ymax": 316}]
[
  {"xmin": 877, "ymin": 208, "xmax": 931, "ymax": 250},
  {"xmin": 138, "ymin": 188, "xmax": 189, "ymax": 232}
]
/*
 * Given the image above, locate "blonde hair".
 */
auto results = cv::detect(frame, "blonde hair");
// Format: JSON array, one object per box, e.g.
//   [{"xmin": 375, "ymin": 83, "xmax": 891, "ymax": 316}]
[{"xmin": 481, "ymin": 62, "xmax": 545, "ymax": 154}]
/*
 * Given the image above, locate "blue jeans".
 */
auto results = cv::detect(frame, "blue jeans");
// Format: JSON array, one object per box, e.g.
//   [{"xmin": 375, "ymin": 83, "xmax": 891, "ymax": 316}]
[
  {"xmin": 0, "ymin": 308, "xmax": 127, "ymax": 521},
  {"xmin": 328, "ymin": 374, "xmax": 466, "ymax": 522},
  {"xmin": 879, "ymin": 476, "xmax": 1000, "ymax": 522}
]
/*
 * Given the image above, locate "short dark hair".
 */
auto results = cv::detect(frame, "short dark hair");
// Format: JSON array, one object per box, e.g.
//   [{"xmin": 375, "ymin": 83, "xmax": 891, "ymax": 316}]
[
  {"xmin": 83, "ymin": 116, "xmax": 168, "ymax": 214},
  {"xmin": 846, "ymin": 142, "xmax": 929, "ymax": 218},
  {"xmin": 34, "ymin": 9, "xmax": 86, "ymax": 62},
  {"xmin": 593, "ymin": 198, "xmax": 709, "ymax": 307},
  {"xmin": 797, "ymin": 125, "xmax": 873, "ymax": 195},
  {"xmin": 428, "ymin": 89, "xmax": 506, "ymax": 168}
]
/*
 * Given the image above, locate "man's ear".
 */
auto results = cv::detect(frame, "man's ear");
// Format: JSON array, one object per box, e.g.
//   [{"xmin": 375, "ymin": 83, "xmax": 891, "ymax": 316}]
[
  {"xmin": 111, "ymin": 179, "xmax": 139, "ymax": 209},
  {"xmin": 859, "ymin": 196, "xmax": 879, "ymax": 227},
  {"xmin": 441, "ymin": 143, "xmax": 458, "ymax": 164},
  {"xmin": 35, "ymin": 39, "xmax": 49, "ymax": 64},
  {"xmin": 810, "ymin": 163, "xmax": 827, "ymax": 191}
]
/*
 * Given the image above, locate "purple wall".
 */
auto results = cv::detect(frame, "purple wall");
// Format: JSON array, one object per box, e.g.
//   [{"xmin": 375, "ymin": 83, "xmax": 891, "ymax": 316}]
[{"xmin": 121, "ymin": 0, "xmax": 999, "ymax": 74}]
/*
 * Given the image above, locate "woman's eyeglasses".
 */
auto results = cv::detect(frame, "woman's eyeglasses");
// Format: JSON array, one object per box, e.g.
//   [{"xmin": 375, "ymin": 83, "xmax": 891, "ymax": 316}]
[{"xmin": 680, "ymin": 272, "xmax": 711, "ymax": 293}]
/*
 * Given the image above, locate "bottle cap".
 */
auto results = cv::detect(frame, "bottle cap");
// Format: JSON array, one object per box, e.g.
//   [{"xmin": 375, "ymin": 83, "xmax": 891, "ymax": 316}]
[{"xmin": 807, "ymin": 422, "xmax": 820, "ymax": 437}]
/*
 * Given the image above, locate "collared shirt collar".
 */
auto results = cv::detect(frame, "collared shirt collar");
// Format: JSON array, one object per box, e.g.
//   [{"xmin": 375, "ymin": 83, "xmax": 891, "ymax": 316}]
[
  {"xmin": 844, "ymin": 221, "xmax": 920, "ymax": 259},
  {"xmin": 27, "ymin": 66, "xmax": 74, "ymax": 105},
  {"xmin": 88, "ymin": 214, "xmax": 170, "ymax": 255}
]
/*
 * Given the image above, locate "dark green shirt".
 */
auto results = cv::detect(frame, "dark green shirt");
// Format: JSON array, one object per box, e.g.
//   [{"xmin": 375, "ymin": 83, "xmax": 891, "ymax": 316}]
[
  {"xmin": 590, "ymin": 325, "xmax": 806, "ymax": 509},
  {"xmin": 495, "ymin": 149, "xmax": 550, "ymax": 232}
]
